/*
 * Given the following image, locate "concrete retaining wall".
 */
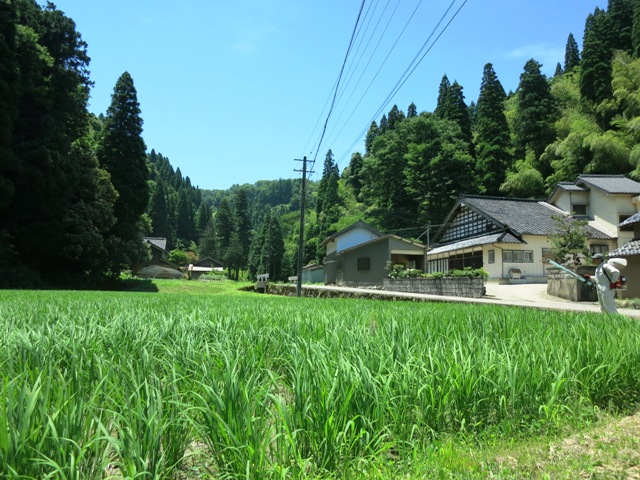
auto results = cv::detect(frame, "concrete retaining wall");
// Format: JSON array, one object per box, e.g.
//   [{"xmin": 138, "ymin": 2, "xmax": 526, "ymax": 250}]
[
  {"xmin": 546, "ymin": 266, "xmax": 597, "ymax": 302},
  {"xmin": 383, "ymin": 277, "xmax": 485, "ymax": 298}
]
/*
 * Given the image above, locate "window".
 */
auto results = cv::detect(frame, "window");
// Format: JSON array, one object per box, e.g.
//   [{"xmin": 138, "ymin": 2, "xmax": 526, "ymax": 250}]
[
  {"xmin": 572, "ymin": 204, "xmax": 588, "ymax": 216},
  {"xmin": 488, "ymin": 250, "xmax": 495, "ymax": 264},
  {"xmin": 503, "ymin": 250, "xmax": 533, "ymax": 263},
  {"xmin": 542, "ymin": 248, "xmax": 554, "ymax": 262},
  {"xmin": 590, "ymin": 244, "xmax": 608, "ymax": 255},
  {"xmin": 619, "ymin": 214, "xmax": 634, "ymax": 232},
  {"xmin": 357, "ymin": 257, "xmax": 370, "ymax": 271}
]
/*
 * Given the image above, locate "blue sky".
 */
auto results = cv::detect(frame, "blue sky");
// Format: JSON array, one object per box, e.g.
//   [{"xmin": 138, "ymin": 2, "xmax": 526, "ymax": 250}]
[{"xmin": 51, "ymin": 0, "xmax": 606, "ymax": 190}]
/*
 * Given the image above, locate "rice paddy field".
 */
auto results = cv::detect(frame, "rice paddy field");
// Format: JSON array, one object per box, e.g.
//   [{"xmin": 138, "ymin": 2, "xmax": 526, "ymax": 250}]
[{"xmin": 2, "ymin": 280, "xmax": 640, "ymax": 479}]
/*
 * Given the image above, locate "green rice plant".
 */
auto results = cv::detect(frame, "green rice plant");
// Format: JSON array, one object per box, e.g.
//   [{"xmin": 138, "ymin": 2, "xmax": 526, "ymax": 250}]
[
  {"xmin": 2, "ymin": 290, "xmax": 640, "ymax": 478},
  {"xmin": 194, "ymin": 350, "xmax": 273, "ymax": 479}
]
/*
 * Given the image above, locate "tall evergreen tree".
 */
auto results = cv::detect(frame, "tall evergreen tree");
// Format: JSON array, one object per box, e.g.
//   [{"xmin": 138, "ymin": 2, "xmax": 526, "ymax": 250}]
[
  {"xmin": 148, "ymin": 179, "xmax": 171, "ymax": 240},
  {"xmin": 195, "ymin": 200, "xmax": 212, "ymax": 238},
  {"xmin": 365, "ymin": 121, "xmax": 379, "ymax": 153},
  {"xmin": 387, "ymin": 104, "xmax": 405, "ymax": 130},
  {"xmin": 233, "ymin": 187, "xmax": 252, "ymax": 278},
  {"xmin": 404, "ymin": 115, "xmax": 478, "ymax": 226},
  {"xmin": 214, "ymin": 198, "xmax": 233, "ymax": 260},
  {"xmin": 564, "ymin": 33, "xmax": 581, "ymax": 72},
  {"xmin": 444, "ymin": 81, "xmax": 474, "ymax": 153},
  {"xmin": 633, "ymin": 0, "xmax": 640, "ymax": 57},
  {"xmin": 554, "ymin": 63, "xmax": 563, "ymax": 78},
  {"xmin": 513, "ymin": 59, "xmax": 558, "ymax": 177},
  {"xmin": 3, "ymin": 0, "xmax": 114, "ymax": 284},
  {"xmin": 581, "ymin": 8, "xmax": 614, "ymax": 105},
  {"xmin": 407, "ymin": 102, "xmax": 418, "ymax": 118},
  {"xmin": 0, "ymin": 0, "xmax": 18, "ymax": 219},
  {"xmin": 248, "ymin": 209, "xmax": 284, "ymax": 281},
  {"xmin": 475, "ymin": 63, "xmax": 512, "ymax": 195},
  {"xmin": 434, "ymin": 74, "xmax": 451, "ymax": 118},
  {"xmin": 608, "ymin": 0, "xmax": 634, "ymax": 54},
  {"xmin": 379, "ymin": 114, "xmax": 389, "ymax": 134},
  {"xmin": 344, "ymin": 152, "xmax": 364, "ymax": 199},
  {"xmin": 97, "ymin": 71, "xmax": 150, "ymax": 274},
  {"xmin": 316, "ymin": 149, "xmax": 340, "ymax": 217},
  {"xmin": 175, "ymin": 187, "xmax": 196, "ymax": 244},
  {"xmin": 199, "ymin": 218, "xmax": 217, "ymax": 259}
]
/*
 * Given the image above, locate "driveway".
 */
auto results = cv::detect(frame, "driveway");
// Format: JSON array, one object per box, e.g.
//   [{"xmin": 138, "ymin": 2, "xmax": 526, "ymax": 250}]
[
  {"xmin": 298, "ymin": 283, "xmax": 640, "ymax": 318},
  {"xmin": 483, "ymin": 282, "xmax": 640, "ymax": 318}
]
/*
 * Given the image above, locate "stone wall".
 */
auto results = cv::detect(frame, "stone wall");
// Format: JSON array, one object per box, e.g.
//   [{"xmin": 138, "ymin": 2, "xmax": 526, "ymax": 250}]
[
  {"xmin": 546, "ymin": 266, "xmax": 597, "ymax": 302},
  {"xmin": 383, "ymin": 277, "xmax": 485, "ymax": 298},
  {"xmin": 263, "ymin": 284, "xmax": 421, "ymax": 301}
]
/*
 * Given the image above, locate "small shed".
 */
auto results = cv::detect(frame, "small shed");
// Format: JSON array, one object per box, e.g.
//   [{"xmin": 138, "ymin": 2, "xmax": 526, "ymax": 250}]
[
  {"xmin": 301, "ymin": 263, "xmax": 324, "ymax": 284},
  {"xmin": 188, "ymin": 257, "xmax": 224, "ymax": 279}
]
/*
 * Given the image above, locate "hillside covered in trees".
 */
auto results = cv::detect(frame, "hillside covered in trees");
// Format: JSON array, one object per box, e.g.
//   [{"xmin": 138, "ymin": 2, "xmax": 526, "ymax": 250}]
[{"xmin": 2, "ymin": 0, "xmax": 640, "ymax": 286}]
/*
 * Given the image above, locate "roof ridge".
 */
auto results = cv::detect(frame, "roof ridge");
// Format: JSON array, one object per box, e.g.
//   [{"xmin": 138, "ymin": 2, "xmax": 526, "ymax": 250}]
[{"xmin": 461, "ymin": 194, "xmax": 544, "ymax": 202}]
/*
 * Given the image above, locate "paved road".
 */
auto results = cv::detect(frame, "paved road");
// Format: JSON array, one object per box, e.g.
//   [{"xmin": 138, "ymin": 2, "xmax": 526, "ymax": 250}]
[{"xmin": 301, "ymin": 283, "xmax": 640, "ymax": 319}]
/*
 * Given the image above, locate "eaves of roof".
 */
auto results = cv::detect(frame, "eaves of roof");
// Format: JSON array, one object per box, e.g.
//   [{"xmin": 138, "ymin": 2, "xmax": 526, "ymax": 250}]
[
  {"xmin": 338, "ymin": 234, "xmax": 425, "ymax": 256},
  {"xmin": 609, "ymin": 239, "xmax": 640, "ymax": 257},
  {"xmin": 427, "ymin": 232, "xmax": 523, "ymax": 256},
  {"xmin": 320, "ymin": 220, "xmax": 382, "ymax": 247}
]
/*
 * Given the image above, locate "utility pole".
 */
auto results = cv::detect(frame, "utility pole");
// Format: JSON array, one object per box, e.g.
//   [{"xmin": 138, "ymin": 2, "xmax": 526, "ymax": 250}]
[{"xmin": 294, "ymin": 156, "xmax": 312, "ymax": 297}]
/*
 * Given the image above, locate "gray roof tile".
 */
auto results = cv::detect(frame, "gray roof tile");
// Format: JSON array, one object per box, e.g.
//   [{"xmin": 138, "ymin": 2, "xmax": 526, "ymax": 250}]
[
  {"xmin": 619, "ymin": 212, "xmax": 640, "ymax": 227},
  {"xmin": 609, "ymin": 239, "xmax": 640, "ymax": 256},
  {"xmin": 461, "ymin": 196, "xmax": 564, "ymax": 235},
  {"xmin": 459, "ymin": 195, "xmax": 611, "ymax": 239},
  {"xmin": 428, "ymin": 232, "xmax": 522, "ymax": 255},
  {"xmin": 577, "ymin": 175, "xmax": 640, "ymax": 194},
  {"xmin": 557, "ymin": 182, "xmax": 588, "ymax": 192}
]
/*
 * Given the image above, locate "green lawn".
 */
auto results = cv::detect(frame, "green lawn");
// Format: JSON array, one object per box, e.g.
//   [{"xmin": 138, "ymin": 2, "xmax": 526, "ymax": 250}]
[{"xmin": 1, "ymin": 279, "xmax": 639, "ymax": 479}]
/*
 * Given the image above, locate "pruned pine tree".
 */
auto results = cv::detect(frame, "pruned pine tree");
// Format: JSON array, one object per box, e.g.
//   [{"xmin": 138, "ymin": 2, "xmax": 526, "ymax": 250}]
[{"xmin": 97, "ymin": 71, "xmax": 150, "ymax": 275}]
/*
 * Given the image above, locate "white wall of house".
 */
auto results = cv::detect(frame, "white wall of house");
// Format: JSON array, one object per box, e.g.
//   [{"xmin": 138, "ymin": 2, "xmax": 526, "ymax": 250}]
[
  {"xmin": 326, "ymin": 226, "xmax": 381, "ymax": 256},
  {"xmin": 552, "ymin": 187, "xmax": 640, "ymax": 249},
  {"xmin": 483, "ymin": 236, "xmax": 552, "ymax": 280},
  {"xmin": 554, "ymin": 191, "xmax": 590, "ymax": 216}
]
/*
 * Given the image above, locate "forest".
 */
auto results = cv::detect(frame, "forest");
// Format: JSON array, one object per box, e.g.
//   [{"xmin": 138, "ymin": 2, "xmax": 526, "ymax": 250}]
[{"xmin": 2, "ymin": 0, "xmax": 640, "ymax": 286}]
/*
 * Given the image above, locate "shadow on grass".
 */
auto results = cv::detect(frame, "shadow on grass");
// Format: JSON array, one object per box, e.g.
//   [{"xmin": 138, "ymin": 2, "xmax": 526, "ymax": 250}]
[{"xmin": 103, "ymin": 278, "xmax": 159, "ymax": 293}]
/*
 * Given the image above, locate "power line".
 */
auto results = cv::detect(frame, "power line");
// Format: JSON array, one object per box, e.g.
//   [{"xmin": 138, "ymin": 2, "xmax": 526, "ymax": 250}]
[
  {"xmin": 335, "ymin": 0, "xmax": 468, "ymax": 167},
  {"xmin": 326, "ymin": 0, "xmax": 423, "ymax": 149},
  {"xmin": 310, "ymin": 0, "xmax": 367, "ymax": 171}
]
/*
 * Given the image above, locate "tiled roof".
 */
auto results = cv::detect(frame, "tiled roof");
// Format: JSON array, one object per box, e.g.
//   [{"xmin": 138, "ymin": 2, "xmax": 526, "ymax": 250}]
[
  {"xmin": 320, "ymin": 220, "xmax": 382, "ymax": 247},
  {"xmin": 339, "ymin": 234, "xmax": 425, "ymax": 255},
  {"xmin": 619, "ymin": 211, "xmax": 640, "ymax": 227},
  {"xmin": 461, "ymin": 196, "xmax": 566, "ymax": 235},
  {"xmin": 428, "ymin": 232, "xmax": 523, "ymax": 255},
  {"xmin": 609, "ymin": 239, "xmax": 640, "ymax": 256},
  {"xmin": 144, "ymin": 237, "xmax": 167, "ymax": 251},
  {"xmin": 577, "ymin": 175, "xmax": 640, "ymax": 194},
  {"xmin": 556, "ymin": 182, "xmax": 588, "ymax": 192},
  {"xmin": 458, "ymin": 195, "xmax": 612, "ymax": 240}
]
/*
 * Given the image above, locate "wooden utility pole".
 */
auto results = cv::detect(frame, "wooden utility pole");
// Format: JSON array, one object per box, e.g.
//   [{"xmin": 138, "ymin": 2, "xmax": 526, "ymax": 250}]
[{"xmin": 294, "ymin": 156, "xmax": 311, "ymax": 297}]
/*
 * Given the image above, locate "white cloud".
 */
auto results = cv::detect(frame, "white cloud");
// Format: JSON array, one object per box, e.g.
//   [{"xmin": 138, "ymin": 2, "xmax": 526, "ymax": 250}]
[{"xmin": 505, "ymin": 43, "xmax": 564, "ymax": 69}]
